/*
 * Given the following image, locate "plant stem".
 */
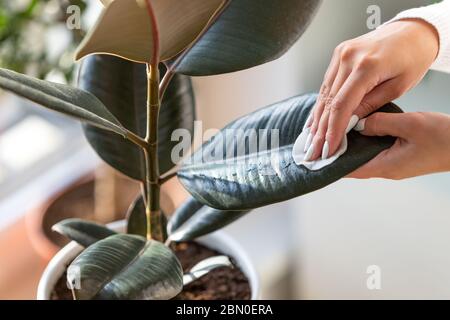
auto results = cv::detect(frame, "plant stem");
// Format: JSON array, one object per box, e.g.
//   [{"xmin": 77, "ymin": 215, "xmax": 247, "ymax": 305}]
[
  {"xmin": 125, "ymin": 129, "xmax": 148, "ymax": 149},
  {"xmin": 159, "ymin": 68, "xmax": 175, "ymax": 100},
  {"xmin": 159, "ymin": 165, "xmax": 179, "ymax": 185},
  {"xmin": 144, "ymin": 63, "xmax": 163, "ymax": 242}
]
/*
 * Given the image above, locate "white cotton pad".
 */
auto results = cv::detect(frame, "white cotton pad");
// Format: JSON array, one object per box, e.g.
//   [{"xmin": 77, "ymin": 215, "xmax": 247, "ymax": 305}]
[{"xmin": 292, "ymin": 114, "xmax": 359, "ymax": 171}]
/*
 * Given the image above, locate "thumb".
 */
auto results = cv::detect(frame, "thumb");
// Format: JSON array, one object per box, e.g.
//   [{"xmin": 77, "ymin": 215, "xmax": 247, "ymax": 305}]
[
  {"xmin": 354, "ymin": 77, "xmax": 408, "ymax": 119},
  {"xmin": 355, "ymin": 112, "xmax": 412, "ymax": 140}
]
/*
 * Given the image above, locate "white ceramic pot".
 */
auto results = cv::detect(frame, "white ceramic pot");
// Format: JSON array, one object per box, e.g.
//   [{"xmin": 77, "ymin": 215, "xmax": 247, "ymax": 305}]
[{"xmin": 37, "ymin": 220, "xmax": 260, "ymax": 300}]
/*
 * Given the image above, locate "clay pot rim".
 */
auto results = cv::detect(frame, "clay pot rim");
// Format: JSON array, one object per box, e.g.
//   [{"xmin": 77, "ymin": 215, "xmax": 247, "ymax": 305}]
[{"xmin": 25, "ymin": 175, "xmax": 94, "ymax": 262}]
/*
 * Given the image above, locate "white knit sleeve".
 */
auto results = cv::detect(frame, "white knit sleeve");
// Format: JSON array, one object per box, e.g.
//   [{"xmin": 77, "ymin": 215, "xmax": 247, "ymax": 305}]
[{"xmin": 384, "ymin": 0, "xmax": 450, "ymax": 74}]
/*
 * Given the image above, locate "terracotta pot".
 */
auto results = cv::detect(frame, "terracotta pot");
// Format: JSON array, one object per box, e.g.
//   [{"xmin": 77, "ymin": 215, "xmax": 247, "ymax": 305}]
[{"xmin": 25, "ymin": 175, "xmax": 139, "ymax": 262}]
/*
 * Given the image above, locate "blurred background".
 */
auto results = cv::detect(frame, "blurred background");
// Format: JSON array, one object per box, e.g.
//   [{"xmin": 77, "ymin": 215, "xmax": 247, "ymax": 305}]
[{"xmin": 0, "ymin": 0, "xmax": 449, "ymax": 299}]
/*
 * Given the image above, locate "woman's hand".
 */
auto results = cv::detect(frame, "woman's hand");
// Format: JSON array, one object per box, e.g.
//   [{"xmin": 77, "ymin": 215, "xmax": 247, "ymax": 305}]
[
  {"xmin": 348, "ymin": 112, "xmax": 450, "ymax": 180},
  {"xmin": 304, "ymin": 19, "xmax": 440, "ymax": 161}
]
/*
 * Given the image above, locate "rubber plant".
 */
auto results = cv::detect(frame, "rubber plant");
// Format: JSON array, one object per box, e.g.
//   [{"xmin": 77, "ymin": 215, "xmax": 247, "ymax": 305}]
[{"xmin": 0, "ymin": 0, "xmax": 403, "ymax": 299}]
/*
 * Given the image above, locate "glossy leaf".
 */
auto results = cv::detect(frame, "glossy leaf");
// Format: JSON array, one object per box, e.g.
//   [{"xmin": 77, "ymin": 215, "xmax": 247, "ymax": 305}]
[
  {"xmin": 166, "ymin": 196, "xmax": 203, "ymax": 235},
  {"xmin": 167, "ymin": 196, "xmax": 249, "ymax": 242},
  {"xmin": 178, "ymin": 93, "xmax": 402, "ymax": 210},
  {"xmin": 126, "ymin": 195, "xmax": 168, "ymax": 240},
  {"xmin": 183, "ymin": 255, "xmax": 232, "ymax": 286},
  {"xmin": 76, "ymin": 0, "xmax": 224, "ymax": 64},
  {"xmin": 68, "ymin": 234, "xmax": 183, "ymax": 300},
  {"xmin": 168, "ymin": 0, "xmax": 322, "ymax": 76},
  {"xmin": 52, "ymin": 219, "xmax": 116, "ymax": 247},
  {"xmin": 0, "ymin": 68, "xmax": 126, "ymax": 135},
  {"xmin": 126, "ymin": 196, "xmax": 147, "ymax": 237},
  {"xmin": 79, "ymin": 55, "xmax": 195, "ymax": 180}
]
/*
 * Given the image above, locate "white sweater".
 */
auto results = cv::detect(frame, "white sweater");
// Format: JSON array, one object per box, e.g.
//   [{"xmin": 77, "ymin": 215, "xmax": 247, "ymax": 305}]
[{"xmin": 387, "ymin": 0, "xmax": 450, "ymax": 73}]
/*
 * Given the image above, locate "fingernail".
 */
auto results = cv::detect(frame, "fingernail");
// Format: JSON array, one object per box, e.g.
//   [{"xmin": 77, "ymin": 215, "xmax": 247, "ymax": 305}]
[
  {"xmin": 304, "ymin": 133, "xmax": 313, "ymax": 152},
  {"xmin": 346, "ymin": 115, "xmax": 359, "ymax": 133},
  {"xmin": 303, "ymin": 112, "xmax": 313, "ymax": 130},
  {"xmin": 354, "ymin": 118, "xmax": 366, "ymax": 131},
  {"xmin": 304, "ymin": 143, "xmax": 315, "ymax": 161},
  {"xmin": 321, "ymin": 141, "xmax": 329, "ymax": 160}
]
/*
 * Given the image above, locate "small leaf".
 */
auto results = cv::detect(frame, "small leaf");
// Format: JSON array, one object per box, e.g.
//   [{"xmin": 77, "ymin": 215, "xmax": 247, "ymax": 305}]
[
  {"xmin": 183, "ymin": 255, "xmax": 232, "ymax": 286},
  {"xmin": 126, "ymin": 195, "xmax": 168, "ymax": 240},
  {"xmin": 79, "ymin": 55, "xmax": 195, "ymax": 180},
  {"xmin": 167, "ymin": 196, "xmax": 249, "ymax": 242},
  {"xmin": 166, "ymin": 196, "xmax": 203, "ymax": 235},
  {"xmin": 77, "ymin": 0, "xmax": 224, "ymax": 63},
  {"xmin": 126, "ymin": 196, "xmax": 147, "ymax": 237},
  {"xmin": 178, "ymin": 93, "xmax": 403, "ymax": 210},
  {"xmin": 52, "ymin": 219, "xmax": 116, "ymax": 247},
  {"xmin": 69, "ymin": 234, "xmax": 183, "ymax": 300},
  {"xmin": 0, "ymin": 68, "xmax": 126, "ymax": 135}
]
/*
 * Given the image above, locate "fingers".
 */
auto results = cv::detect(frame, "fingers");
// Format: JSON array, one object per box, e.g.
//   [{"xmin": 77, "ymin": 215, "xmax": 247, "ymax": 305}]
[
  {"xmin": 350, "ymin": 112, "xmax": 422, "ymax": 179},
  {"xmin": 322, "ymin": 75, "xmax": 406, "ymax": 157},
  {"xmin": 304, "ymin": 46, "xmax": 342, "ymax": 159},
  {"xmin": 309, "ymin": 47, "xmax": 342, "ymax": 133},
  {"xmin": 356, "ymin": 112, "xmax": 413, "ymax": 139},
  {"xmin": 324, "ymin": 67, "xmax": 378, "ymax": 156},
  {"xmin": 353, "ymin": 77, "xmax": 409, "ymax": 119},
  {"xmin": 306, "ymin": 63, "xmax": 353, "ymax": 160},
  {"xmin": 346, "ymin": 149, "xmax": 389, "ymax": 179},
  {"xmin": 307, "ymin": 43, "xmax": 381, "ymax": 161},
  {"xmin": 347, "ymin": 139, "xmax": 404, "ymax": 179}
]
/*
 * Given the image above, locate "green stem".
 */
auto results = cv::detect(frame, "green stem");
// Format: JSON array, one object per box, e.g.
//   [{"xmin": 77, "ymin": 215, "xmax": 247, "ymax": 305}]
[
  {"xmin": 159, "ymin": 166, "xmax": 179, "ymax": 185},
  {"xmin": 159, "ymin": 68, "xmax": 174, "ymax": 100},
  {"xmin": 144, "ymin": 63, "xmax": 163, "ymax": 242},
  {"xmin": 125, "ymin": 129, "xmax": 148, "ymax": 149}
]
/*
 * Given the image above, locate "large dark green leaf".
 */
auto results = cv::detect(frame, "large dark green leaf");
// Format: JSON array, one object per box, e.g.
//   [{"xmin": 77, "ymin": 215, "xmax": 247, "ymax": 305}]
[
  {"xmin": 166, "ymin": 196, "xmax": 203, "ymax": 236},
  {"xmin": 178, "ymin": 93, "xmax": 402, "ymax": 210},
  {"xmin": 78, "ymin": 55, "xmax": 195, "ymax": 180},
  {"xmin": 167, "ymin": 196, "xmax": 249, "ymax": 242},
  {"xmin": 68, "ymin": 234, "xmax": 183, "ymax": 300},
  {"xmin": 168, "ymin": 0, "xmax": 322, "ymax": 76},
  {"xmin": 126, "ymin": 195, "xmax": 168, "ymax": 240},
  {"xmin": 52, "ymin": 219, "xmax": 116, "ymax": 247},
  {"xmin": 0, "ymin": 68, "xmax": 126, "ymax": 135}
]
